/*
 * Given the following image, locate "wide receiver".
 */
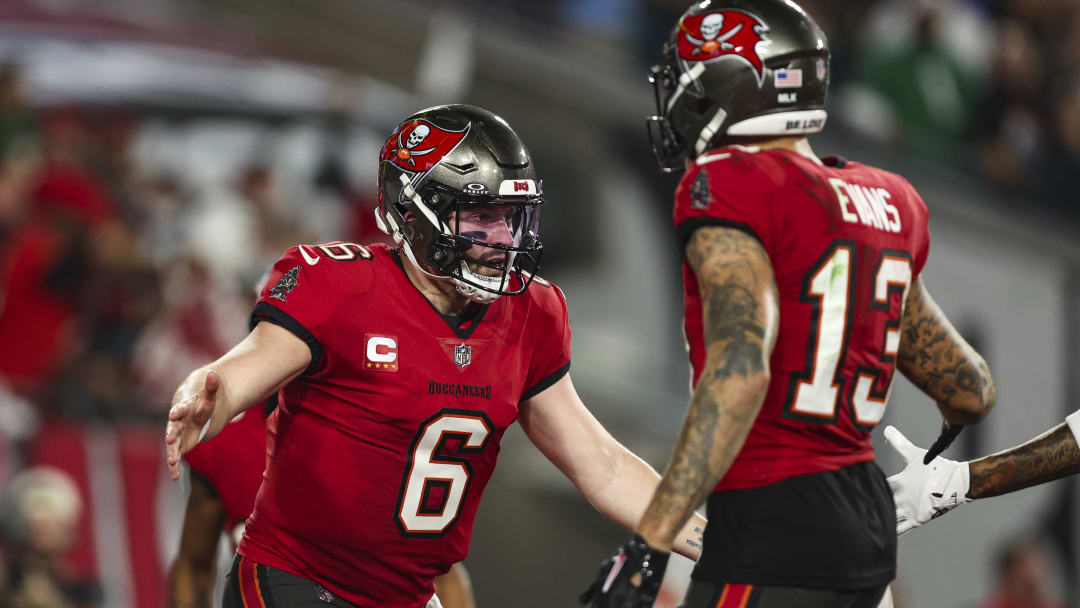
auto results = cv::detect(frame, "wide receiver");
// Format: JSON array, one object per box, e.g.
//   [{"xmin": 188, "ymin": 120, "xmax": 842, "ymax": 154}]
[
  {"xmin": 164, "ymin": 104, "xmax": 706, "ymax": 608},
  {"xmin": 584, "ymin": 2, "xmax": 997, "ymax": 607},
  {"xmin": 884, "ymin": 409, "xmax": 1080, "ymax": 535}
]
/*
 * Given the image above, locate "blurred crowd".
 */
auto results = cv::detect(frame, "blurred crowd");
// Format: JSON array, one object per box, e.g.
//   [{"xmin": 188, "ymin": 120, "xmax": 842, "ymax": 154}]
[
  {"xmin": 481, "ymin": 0, "xmax": 1080, "ymax": 219},
  {"xmin": 0, "ymin": 60, "xmax": 389, "ymax": 604}
]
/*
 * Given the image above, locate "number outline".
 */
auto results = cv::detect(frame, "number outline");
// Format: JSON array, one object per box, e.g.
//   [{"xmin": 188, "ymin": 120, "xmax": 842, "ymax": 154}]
[
  {"xmin": 848, "ymin": 250, "xmax": 913, "ymax": 430},
  {"xmin": 782, "ymin": 240, "xmax": 857, "ymax": 425},
  {"xmin": 394, "ymin": 408, "xmax": 493, "ymax": 538},
  {"xmin": 316, "ymin": 241, "xmax": 373, "ymax": 261}
]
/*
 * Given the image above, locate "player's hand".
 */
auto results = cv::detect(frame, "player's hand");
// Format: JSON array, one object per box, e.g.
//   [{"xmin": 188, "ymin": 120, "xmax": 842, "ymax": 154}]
[
  {"xmin": 923, "ymin": 419, "xmax": 964, "ymax": 464},
  {"xmin": 884, "ymin": 425, "xmax": 972, "ymax": 535},
  {"xmin": 165, "ymin": 370, "xmax": 220, "ymax": 480},
  {"xmin": 580, "ymin": 535, "xmax": 668, "ymax": 608}
]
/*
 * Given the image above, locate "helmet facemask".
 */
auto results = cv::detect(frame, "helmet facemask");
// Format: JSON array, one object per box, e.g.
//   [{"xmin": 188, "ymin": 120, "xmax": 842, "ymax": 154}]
[
  {"xmin": 646, "ymin": 61, "xmax": 689, "ymax": 173},
  {"xmin": 392, "ymin": 178, "xmax": 543, "ymax": 303}
]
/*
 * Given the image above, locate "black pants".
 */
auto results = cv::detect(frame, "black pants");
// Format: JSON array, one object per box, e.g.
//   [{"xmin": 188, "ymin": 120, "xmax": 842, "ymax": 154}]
[
  {"xmin": 694, "ymin": 462, "xmax": 896, "ymax": 591},
  {"xmin": 680, "ymin": 580, "xmax": 889, "ymax": 608},
  {"xmin": 222, "ymin": 555, "xmax": 359, "ymax": 608}
]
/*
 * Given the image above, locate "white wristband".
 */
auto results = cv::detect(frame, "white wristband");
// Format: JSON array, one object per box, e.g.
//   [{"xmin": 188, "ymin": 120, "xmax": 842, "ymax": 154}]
[{"xmin": 1065, "ymin": 410, "xmax": 1080, "ymax": 446}]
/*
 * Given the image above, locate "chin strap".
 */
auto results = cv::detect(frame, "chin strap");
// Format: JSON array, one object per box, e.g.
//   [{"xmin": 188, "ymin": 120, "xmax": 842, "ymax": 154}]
[
  {"xmin": 452, "ymin": 261, "xmax": 507, "ymax": 304},
  {"xmin": 399, "ymin": 243, "xmax": 506, "ymax": 304}
]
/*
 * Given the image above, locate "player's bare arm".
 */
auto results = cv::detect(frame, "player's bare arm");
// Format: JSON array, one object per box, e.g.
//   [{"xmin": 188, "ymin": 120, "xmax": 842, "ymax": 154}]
[
  {"xmin": 887, "ymin": 417, "xmax": 1080, "ymax": 534},
  {"xmin": 896, "ymin": 277, "xmax": 996, "ymax": 424},
  {"xmin": 165, "ymin": 321, "xmax": 309, "ymax": 479},
  {"xmin": 968, "ymin": 422, "xmax": 1080, "ymax": 499},
  {"xmin": 169, "ymin": 473, "xmax": 227, "ymax": 608},
  {"xmin": 635, "ymin": 226, "xmax": 778, "ymax": 551},
  {"xmin": 518, "ymin": 373, "xmax": 706, "ymax": 560},
  {"xmin": 433, "ymin": 563, "xmax": 476, "ymax": 608}
]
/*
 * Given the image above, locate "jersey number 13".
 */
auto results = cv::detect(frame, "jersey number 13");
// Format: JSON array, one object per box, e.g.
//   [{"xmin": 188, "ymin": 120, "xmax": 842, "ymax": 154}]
[{"xmin": 785, "ymin": 240, "xmax": 913, "ymax": 430}]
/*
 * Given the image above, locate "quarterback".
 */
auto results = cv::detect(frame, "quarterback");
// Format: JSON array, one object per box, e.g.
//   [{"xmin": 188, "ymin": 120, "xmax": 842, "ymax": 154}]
[
  {"xmin": 165, "ymin": 105, "xmax": 706, "ymax": 608},
  {"xmin": 585, "ymin": 2, "xmax": 996, "ymax": 607}
]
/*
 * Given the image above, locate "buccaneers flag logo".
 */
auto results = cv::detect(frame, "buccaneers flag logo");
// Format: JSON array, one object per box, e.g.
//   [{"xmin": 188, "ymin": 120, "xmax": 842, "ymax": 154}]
[
  {"xmin": 380, "ymin": 119, "xmax": 470, "ymax": 173},
  {"xmin": 676, "ymin": 10, "xmax": 769, "ymax": 86}
]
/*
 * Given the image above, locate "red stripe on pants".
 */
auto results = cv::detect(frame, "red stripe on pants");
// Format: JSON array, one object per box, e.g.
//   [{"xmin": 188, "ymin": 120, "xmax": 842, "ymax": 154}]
[{"xmin": 717, "ymin": 583, "xmax": 754, "ymax": 608}]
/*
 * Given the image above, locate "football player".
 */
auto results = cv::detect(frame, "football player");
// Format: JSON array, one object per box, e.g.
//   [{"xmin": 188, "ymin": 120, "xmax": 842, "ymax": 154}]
[
  {"xmin": 884, "ymin": 411, "xmax": 1080, "ymax": 535},
  {"xmin": 584, "ymin": 2, "xmax": 997, "ymax": 607},
  {"xmin": 164, "ymin": 104, "xmax": 707, "ymax": 608},
  {"xmin": 169, "ymin": 401, "xmax": 273, "ymax": 607},
  {"xmin": 167, "ymin": 397, "xmax": 478, "ymax": 608}
]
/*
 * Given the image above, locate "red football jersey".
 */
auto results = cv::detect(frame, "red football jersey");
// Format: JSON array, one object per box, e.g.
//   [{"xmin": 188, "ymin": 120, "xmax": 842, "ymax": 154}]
[
  {"xmin": 182, "ymin": 403, "xmax": 274, "ymax": 539},
  {"xmin": 674, "ymin": 147, "xmax": 930, "ymax": 491},
  {"xmin": 237, "ymin": 243, "xmax": 571, "ymax": 608}
]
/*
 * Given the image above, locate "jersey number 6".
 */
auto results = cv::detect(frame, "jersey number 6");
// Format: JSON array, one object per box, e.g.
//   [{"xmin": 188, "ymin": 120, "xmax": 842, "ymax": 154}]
[
  {"xmin": 395, "ymin": 409, "xmax": 493, "ymax": 537},
  {"xmin": 785, "ymin": 240, "xmax": 913, "ymax": 429}
]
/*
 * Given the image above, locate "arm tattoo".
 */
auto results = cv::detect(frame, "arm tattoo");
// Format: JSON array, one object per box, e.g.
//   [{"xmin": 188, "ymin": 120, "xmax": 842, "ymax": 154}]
[
  {"xmin": 637, "ymin": 227, "xmax": 776, "ymax": 545},
  {"xmin": 968, "ymin": 424, "xmax": 1080, "ymax": 499},
  {"xmin": 897, "ymin": 278, "xmax": 995, "ymax": 421}
]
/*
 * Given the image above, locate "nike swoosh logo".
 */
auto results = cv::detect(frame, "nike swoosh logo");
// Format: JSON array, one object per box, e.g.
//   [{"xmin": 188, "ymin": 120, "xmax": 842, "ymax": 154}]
[{"xmin": 299, "ymin": 245, "xmax": 320, "ymax": 265}]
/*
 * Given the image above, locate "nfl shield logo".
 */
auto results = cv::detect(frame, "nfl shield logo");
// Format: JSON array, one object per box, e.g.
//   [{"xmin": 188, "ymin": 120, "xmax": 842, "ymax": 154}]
[{"xmin": 453, "ymin": 343, "xmax": 472, "ymax": 368}]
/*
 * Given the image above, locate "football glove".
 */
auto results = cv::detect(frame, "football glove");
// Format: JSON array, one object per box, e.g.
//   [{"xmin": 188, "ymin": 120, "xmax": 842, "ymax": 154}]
[
  {"xmin": 923, "ymin": 419, "xmax": 964, "ymax": 464},
  {"xmin": 884, "ymin": 425, "xmax": 972, "ymax": 535},
  {"xmin": 580, "ymin": 535, "xmax": 669, "ymax": 608}
]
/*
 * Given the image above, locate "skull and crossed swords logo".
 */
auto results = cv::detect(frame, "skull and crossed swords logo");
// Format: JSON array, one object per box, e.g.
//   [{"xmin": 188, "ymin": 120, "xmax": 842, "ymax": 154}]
[
  {"xmin": 683, "ymin": 13, "xmax": 744, "ymax": 55},
  {"xmin": 392, "ymin": 122, "xmax": 437, "ymax": 167}
]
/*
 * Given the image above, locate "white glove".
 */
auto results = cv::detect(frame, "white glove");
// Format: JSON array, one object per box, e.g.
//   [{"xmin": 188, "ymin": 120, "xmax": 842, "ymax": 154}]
[{"xmin": 883, "ymin": 425, "xmax": 972, "ymax": 535}]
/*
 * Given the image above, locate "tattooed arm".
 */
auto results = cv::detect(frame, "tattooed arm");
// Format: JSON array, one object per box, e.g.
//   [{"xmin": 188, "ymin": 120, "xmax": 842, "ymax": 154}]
[
  {"xmin": 885, "ymin": 415, "xmax": 1080, "ymax": 535},
  {"xmin": 635, "ymin": 226, "xmax": 778, "ymax": 551},
  {"xmin": 967, "ymin": 422, "xmax": 1080, "ymax": 499},
  {"xmin": 897, "ymin": 277, "xmax": 996, "ymax": 425}
]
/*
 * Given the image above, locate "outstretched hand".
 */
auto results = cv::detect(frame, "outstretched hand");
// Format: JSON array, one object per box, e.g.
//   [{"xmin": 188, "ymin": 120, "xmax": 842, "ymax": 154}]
[
  {"xmin": 884, "ymin": 425, "xmax": 972, "ymax": 535},
  {"xmin": 165, "ymin": 370, "xmax": 220, "ymax": 480}
]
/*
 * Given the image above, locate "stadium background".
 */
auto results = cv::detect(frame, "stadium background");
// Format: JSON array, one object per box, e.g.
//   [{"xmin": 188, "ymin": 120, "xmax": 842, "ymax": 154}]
[{"xmin": 0, "ymin": 0, "xmax": 1078, "ymax": 606}]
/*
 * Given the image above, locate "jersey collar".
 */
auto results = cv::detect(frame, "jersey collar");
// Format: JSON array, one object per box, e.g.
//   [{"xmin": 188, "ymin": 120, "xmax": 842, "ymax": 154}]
[{"xmin": 390, "ymin": 249, "xmax": 490, "ymax": 340}]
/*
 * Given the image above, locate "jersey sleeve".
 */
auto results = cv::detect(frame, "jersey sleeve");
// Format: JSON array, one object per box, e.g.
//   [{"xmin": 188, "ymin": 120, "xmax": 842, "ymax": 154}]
[
  {"xmin": 520, "ymin": 282, "xmax": 572, "ymax": 402},
  {"xmin": 911, "ymin": 191, "xmax": 931, "ymax": 277},
  {"xmin": 673, "ymin": 151, "xmax": 779, "ymax": 258},
  {"xmin": 250, "ymin": 246, "xmax": 336, "ymax": 375}
]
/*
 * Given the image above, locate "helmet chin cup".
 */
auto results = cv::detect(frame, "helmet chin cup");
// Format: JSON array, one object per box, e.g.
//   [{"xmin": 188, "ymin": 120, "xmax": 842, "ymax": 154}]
[
  {"xmin": 452, "ymin": 261, "xmax": 509, "ymax": 303},
  {"xmin": 453, "ymin": 277, "xmax": 503, "ymax": 304}
]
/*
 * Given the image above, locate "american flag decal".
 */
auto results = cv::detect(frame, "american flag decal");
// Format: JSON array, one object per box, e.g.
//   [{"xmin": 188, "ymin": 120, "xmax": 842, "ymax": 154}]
[{"xmin": 775, "ymin": 68, "xmax": 803, "ymax": 88}]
